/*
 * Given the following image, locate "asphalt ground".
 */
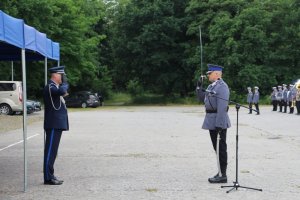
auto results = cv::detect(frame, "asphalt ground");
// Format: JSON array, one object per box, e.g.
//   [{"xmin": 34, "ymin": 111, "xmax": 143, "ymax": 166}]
[{"xmin": 0, "ymin": 106, "xmax": 299, "ymax": 200}]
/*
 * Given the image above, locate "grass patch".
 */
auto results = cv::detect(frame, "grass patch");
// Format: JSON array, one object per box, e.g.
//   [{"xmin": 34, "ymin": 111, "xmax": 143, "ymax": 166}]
[
  {"xmin": 104, "ymin": 92, "xmax": 273, "ymax": 106},
  {"xmin": 105, "ymin": 92, "xmax": 132, "ymax": 106}
]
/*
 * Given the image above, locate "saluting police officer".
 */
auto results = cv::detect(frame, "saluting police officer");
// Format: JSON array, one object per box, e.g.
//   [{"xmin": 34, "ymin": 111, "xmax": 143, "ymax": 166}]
[
  {"xmin": 246, "ymin": 87, "xmax": 253, "ymax": 114},
  {"xmin": 196, "ymin": 64, "xmax": 231, "ymax": 183},
  {"xmin": 43, "ymin": 66, "xmax": 69, "ymax": 185}
]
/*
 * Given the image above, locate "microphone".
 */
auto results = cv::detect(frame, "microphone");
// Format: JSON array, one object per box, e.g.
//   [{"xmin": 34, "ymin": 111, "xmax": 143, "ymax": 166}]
[{"xmin": 202, "ymin": 88, "xmax": 216, "ymax": 95}]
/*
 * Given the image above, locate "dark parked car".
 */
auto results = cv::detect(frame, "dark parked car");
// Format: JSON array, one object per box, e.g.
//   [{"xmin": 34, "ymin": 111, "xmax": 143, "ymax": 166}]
[
  {"xmin": 27, "ymin": 100, "xmax": 42, "ymax": 111},
  {"xmin": 65, "ymin": 91, "xmax": 100, "ymax": 108},
  {"xmin": 26, "ymin": 101, "xmax": 35, "ymax": 114}
]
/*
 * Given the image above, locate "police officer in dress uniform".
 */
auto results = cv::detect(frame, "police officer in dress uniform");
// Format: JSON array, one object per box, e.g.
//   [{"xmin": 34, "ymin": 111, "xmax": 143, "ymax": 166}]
[
  {"xmin": 253, "ymin": 86, "xmax": 260, "ymax": 115},
  {"xmin": 271, "ymin": 87, "xmax": 278, "ymax": 111},
  {"xmin": 295, "ymin": 83, "xmax": 300, "ymax": 115},
  {"xmin": 277, "ymin": 86, "xmax": 283, "ymax": 112},
  {"xmin": 282, "ymin": 84, "xmax": 288, "ymax": 113},
  {"xmin": 287, "ymin": 84, "xmax": 295, "ymax": 114},
  {"xmin": 196, "ymin": 64, "xmax": 231, "ymax": 183},
  {"xmin": 246, "ymin": 87, "xmax": 253, "ymax": 114},
  {"xmin": 43, "ymin": 66, "xmax": 69, "ymax": 185}
]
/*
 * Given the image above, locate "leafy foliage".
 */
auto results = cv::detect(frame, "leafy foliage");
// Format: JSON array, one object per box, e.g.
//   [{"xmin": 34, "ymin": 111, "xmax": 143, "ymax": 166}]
[{"xmin": 0, "ymin": 0, "xmax": 299, "ymax": 102}]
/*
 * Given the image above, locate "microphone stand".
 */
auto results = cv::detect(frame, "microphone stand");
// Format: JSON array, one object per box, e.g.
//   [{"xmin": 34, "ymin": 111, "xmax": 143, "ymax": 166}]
[{"xmin": 207, "ymin": 92, "xmax": 263, "ymax": 193}]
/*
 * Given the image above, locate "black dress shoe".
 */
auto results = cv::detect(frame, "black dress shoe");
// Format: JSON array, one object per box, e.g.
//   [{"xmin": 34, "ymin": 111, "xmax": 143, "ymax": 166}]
[
  {"xmin": 54, "ymin": 176, "xmax": 64, "ymax": 183},
  {"xmin": 208, "ymin": 175, "xmax": 227, "ymax": 183},
  {"xmin": 44, "ymin": 178, "xmax": 63, "ymax": 185}
]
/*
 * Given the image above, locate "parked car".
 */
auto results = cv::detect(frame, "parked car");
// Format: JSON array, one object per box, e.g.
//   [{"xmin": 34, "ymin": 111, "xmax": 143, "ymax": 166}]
[
  {"xmin": 95, "ymin": 92, "xmax": 104, "ymax": 106},
  {"xmin": 26, "ymin": 101, "xmax": 35, "ymax": 114},
  {"xmin": 27, "ymin": 99, "xmax": 42, "ymax": 111},
  {"xmin": 0, "ymin": 81, "xmax": 23, "ymax": 115},
  {"xmin": 65, "ymin": 91, "xmax": 100, "ymax": 108}
]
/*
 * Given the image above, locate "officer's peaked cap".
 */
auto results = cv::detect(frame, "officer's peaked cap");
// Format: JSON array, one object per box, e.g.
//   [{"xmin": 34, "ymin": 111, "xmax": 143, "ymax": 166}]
[
  {"xmin": 49, "ymin": 66, "xmax": 65, "ymax": 74},
  {"xmin": 206, "ymin": 64, "xmax": 223, "ymax": 74},
  {"xmin": 254, "ymin": 86, "xmax": 259, "ymax": 89}
]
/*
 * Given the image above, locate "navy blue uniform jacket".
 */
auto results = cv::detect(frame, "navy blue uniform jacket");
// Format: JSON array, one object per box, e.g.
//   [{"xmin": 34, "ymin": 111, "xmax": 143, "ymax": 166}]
[{"xmin": 43, "ymin": 80, "xmax": 69, "ymax": 131}]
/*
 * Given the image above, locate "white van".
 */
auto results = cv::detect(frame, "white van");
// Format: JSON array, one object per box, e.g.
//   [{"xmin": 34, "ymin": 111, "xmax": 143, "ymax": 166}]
[{"xmin": 0, "ymin": 81, "xmax": 23, "ymax": 115}]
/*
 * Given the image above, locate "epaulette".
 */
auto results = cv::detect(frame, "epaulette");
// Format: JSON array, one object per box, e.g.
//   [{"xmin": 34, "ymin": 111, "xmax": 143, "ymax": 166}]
[{"xmin": 216, "ymin": 79, "xmax": 224, "ymax": 85}]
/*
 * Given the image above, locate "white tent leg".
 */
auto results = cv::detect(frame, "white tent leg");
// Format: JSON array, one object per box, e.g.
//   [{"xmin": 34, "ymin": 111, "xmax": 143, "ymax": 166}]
[
  {"xmin": 22, "ymin": 49, "xmax": 27, "ymax": 192},
  {"xmin": 11, "ymin": 61, "xmax": 14, "ymax": 81}
]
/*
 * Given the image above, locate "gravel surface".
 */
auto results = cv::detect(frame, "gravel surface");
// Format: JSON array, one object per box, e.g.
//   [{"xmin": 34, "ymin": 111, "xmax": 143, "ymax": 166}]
[
  {"xmin": 0, "ymin": 106, "xmax": 300, "ymax": 200},
  {"xmin": 0, "ymin": 112, "xmax": 44, "ymax": 133}
]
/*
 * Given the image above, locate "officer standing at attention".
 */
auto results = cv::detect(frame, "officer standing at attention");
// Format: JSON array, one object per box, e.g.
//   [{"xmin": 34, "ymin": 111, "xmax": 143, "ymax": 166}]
[
  {"xmin": 282, "ymin": 84, "xmax": 288, "ymax": 113},
  {"xmin": 277, "ymin": 85, "xmax": 283, "ymax": 112},
  {"xmin": 271, "ymin": 87, "xmax": 278, "ymax": 111},
  {"xmin": 43, "ymin": 66, "xmax": 69, "ymax": 185},
  {"xmin": 246, "ymin": 87, "xmax": 253, "ymax": 114},
  {"xmin": 196, "ymin": 64, "xmax": 231, "ymax": 183},
  {"xmin": 287, "ymin": 84, "xmax": 295, "ymax": 114},
  {"xmin": 253, "ymin": 86, "xmax": 260, "ymax": 115}
]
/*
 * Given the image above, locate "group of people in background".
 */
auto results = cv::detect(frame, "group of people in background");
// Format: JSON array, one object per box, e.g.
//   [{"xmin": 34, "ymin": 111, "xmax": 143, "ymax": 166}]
[
  {"xmin": 246, "ymin": 86, "xmax": 260, "ymax": 115},
  {"xmin": 271, "ymin": 83, "xmax": 300, "ymax": 115}
]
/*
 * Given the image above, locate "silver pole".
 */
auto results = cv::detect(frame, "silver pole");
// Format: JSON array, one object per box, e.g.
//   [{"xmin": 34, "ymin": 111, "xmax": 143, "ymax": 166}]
[
  {"xmin": 45, "ymin": 58, "xmax": 47, "ymax": 86},
  {"xmin": 11, "ymin": 61, "xmax": 14, "ymax": 81},
  {"xmin": 44, "ymin": 58, "xmax": 47, "ymax": 153},
  {"xmin": 21, "ymin": 49, "xmax": 28, "ymax": 192}
]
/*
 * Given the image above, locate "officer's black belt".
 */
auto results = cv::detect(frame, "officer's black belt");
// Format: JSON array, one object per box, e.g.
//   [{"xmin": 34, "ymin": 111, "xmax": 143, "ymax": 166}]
[{"xmin": 206, "ymin": 110, "xmax": 217, "ymax": 113}]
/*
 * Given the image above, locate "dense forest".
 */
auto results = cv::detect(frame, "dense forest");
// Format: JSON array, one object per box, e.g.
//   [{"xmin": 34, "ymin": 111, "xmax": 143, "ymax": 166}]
[{"xmin": 0, "ymin": 0, "xmax": 299, "ymax": 102}]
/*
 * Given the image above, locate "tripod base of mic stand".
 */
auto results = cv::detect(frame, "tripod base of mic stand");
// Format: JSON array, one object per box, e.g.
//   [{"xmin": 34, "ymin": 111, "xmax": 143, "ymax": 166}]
[{"xmin": 221, "ymin": 182, "xmax": 262, "ymax": 193}]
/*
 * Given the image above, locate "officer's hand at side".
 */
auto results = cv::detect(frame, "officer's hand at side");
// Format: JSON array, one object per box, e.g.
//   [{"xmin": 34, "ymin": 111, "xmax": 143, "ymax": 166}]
[{"xmin": 215, "ymin": 127, "xmax": 223, "ymax": 132}]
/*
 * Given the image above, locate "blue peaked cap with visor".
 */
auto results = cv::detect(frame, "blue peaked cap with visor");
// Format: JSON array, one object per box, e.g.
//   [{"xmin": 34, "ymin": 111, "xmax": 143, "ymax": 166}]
[
  {"xmin": 48, "ymin": 66, "xmax": 65, "ymax": 74},
  {"xmin": 206, "ymin": 64, "xmax": 223, "ymax": 74}
]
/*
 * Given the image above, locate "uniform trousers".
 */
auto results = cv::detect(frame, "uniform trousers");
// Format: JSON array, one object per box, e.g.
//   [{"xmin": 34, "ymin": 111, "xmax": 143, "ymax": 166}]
[
  {"xmin": 254, "ymin": 103, "xmax": 260, "ymax": 114},
  {"xmin": 283, "ymin": 101, "xmax": 287, "ymax": 113},
  {"xmin": 209, "ymin": 129, "xmax": 227, "ymax": 176},
  {"xmin": 248, "ymin": 103, "xmax": 253, "ymax": 114},
  {"xmin": 288, "ymin": 101, "xmax": 294, "ymax": 113},
  {"xmin": 279, "ymin": 100, "xmax": 283, "ymax": 112},
  {"xmin": 272, "ymin": 100, "xmax": 278, "ymax": 111},
  {"xmin": 296, "ymin": 101, "xmax": 300, "ymax": 114},
  {"xmin": 44, "ymin": 129, "xmax": 62, "ymax": 181}
]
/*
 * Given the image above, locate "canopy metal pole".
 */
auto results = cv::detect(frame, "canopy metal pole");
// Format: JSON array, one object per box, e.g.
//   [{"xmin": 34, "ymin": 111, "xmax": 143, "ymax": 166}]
[
  {"xmin": 44, "ymin": 58, "xmax": 47, "ymax": 154},
  {"xmin": 21, "ymin": 49, "xmax": 28, "ymax": 192},
  {"xmin": 11, "ymin": 61, "xmax": 14, "ymax": 81},
  {"xmin": 45, "ymin": 58, "xmax": 47, "ymax": 85}
]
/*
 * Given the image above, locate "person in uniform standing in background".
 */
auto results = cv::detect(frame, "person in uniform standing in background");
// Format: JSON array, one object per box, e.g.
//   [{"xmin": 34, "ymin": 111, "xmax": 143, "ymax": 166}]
[
  {"xmin": 271, "ymin": 87, "xmax": 278, "ymax": 111},
  {"xmin": 295, "ymin": 83, "xmax": 300, "ymax": 115},
  {"xmin": 43, "ymin": 66, "xmax": 69, "ymax": 185},
  {"xmin": 196, "ymin": 64, "xmax": 231, "ymax": 183},
  {"xmin": 246, "ymin": 87, "xmax": 253, "ymax": 114},
  {"xmin": 287, "ymin": 84, "xmax": 295, "ymax": 114},
  {"xmin": 282, "ymin": 84, "xmax": 288, "ymax": 113},
  {"xmin": 252, "ymin": 86, "xmax": 260, "ymax": 115},
  {"xmin": 277, "ymin": 85, "xmax": 283, "ymax": 112}
]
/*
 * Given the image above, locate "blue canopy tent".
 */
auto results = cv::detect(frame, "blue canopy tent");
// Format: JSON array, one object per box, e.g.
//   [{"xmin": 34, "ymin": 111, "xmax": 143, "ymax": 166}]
[{"xmin": 0, "ymin": 10, "xmax": 60, "ymax": 191}]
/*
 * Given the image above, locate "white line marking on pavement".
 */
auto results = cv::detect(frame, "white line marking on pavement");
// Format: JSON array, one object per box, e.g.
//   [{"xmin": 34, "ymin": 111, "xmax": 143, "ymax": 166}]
[{"xmin": 0, "ymin": 134, "xmax": 40, "ymax": 152}]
